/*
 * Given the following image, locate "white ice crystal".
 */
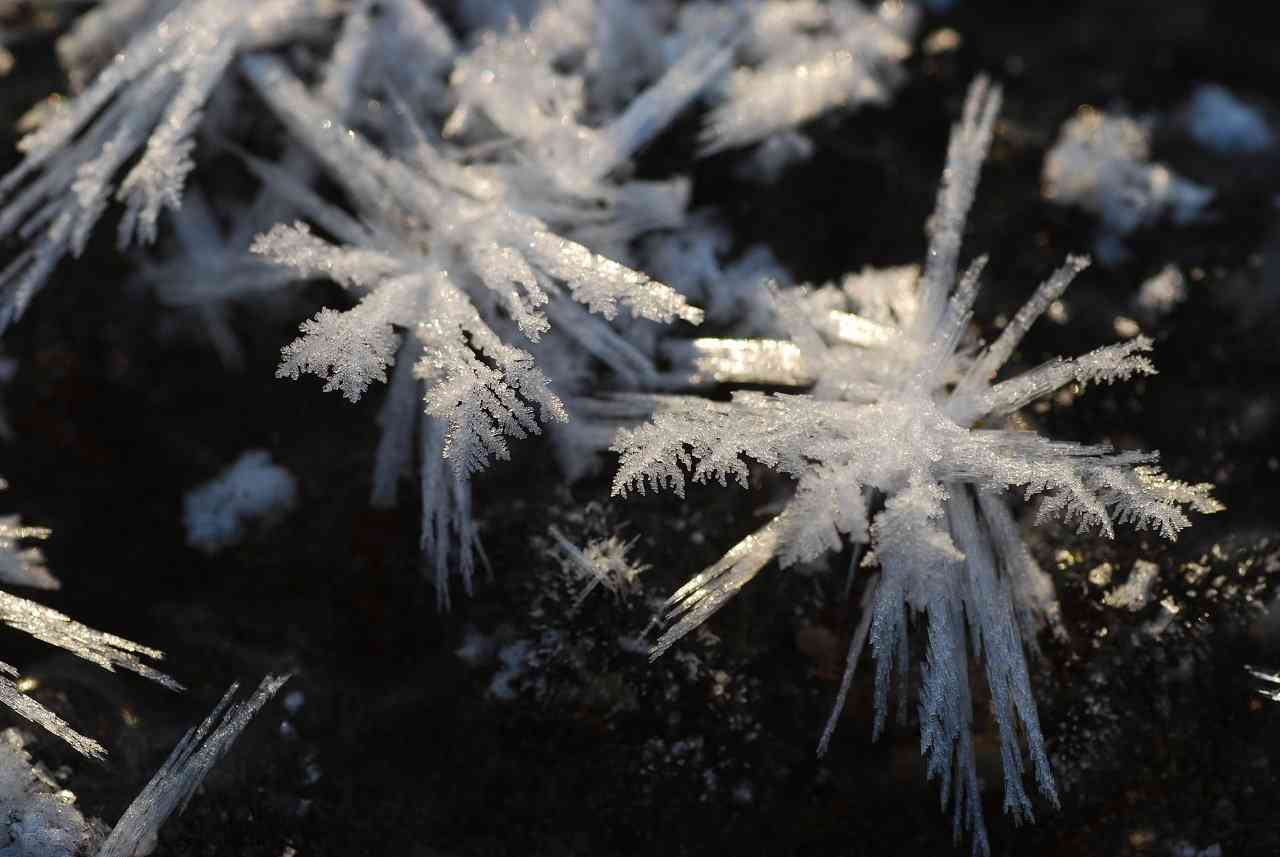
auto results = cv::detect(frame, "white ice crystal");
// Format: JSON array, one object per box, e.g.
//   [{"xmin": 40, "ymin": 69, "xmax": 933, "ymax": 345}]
[
  {"xmin": 183, "ymin": 450, "xmax": 297, "ymax": 554},
  {"xmin": 1043, "ymin": 108, "xmax": 1212, "ymax": 262},
  {"xmin": 239, "ymin": 41, "xmax": 705, "ymax": 605},
  {"xmin": 95, "ymin": 675, "xmax": 289, "ymax": 857},
  {"xmin": 612, "ymin": 78, "xmax": 1221, "ymax": 853},
  {"xmin": 4, "ymin": 686, "xmax": 284, "ymax": 857},
  {"xmin": 547, "ymin": 525, "xmax": 648, "ymax": 610},
  {"xmin": 0, "ymin": 587, "xmax": 182, "ymax": 759},
  {"xmin": 2, "ymin": 479, "xmax": 181, "ymax": 758},
  {"xmin": 0, "ymin": 0, "xmax": 342, "ymax": 331},
  {"xmin": 441, "ymin": 1, "xmax": 733, "ymax": 260},
  {"xmin": 144, "ymin": 0, "xmax": 457, "ymax": 368},
  {"xmin": 689, "ymin": 0, "xmax": 919, "ymax": 158},
  {"xmin": 489, "ymin": 639, "xmax": 537, "ymax": 702},
  {"xmin": 1247, "ymin": 665, "xmax": 1280, "ymax": 703},
  {"xmin": 5, "ymin": 674, "xmax": 286, "ymax": 857}
]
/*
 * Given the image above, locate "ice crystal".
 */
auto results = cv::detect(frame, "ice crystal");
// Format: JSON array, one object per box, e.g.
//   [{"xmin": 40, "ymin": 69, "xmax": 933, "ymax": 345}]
[
  {"xmin": 240, "ymin": 45, "xmax": 704, "ymax": 605},
  {"xmin": 689, "ymin": 0, "xmax": 919, "ymax": 158},
  {"xmin": 3, "ymin": 673, "xmax": 283, "ymax": 857},
  {"xmin": 0, "ymin": 588, "xmax": 182, "ymax": 759},
  {"xmin": 1247, "ymin": 665, "xmax": 1280, "ymax": 703},
  {"xmin": 612, "ymin": 77, "xmax": 1221, "ymax": 853},
  {"xmin": 3, "ymin": 1, "xmax": 737, "ymax": 604},
  {"xmin": 0, "ymin": 0, "xmax": 343, "ymax": 332},
  {"xmin": 1, "ymin": 479, "xmax": 179, "ymax": 758},
  {"xmin": 440, "ymin": 2, "xmax": 733, "ymax": 257},
  {"xmin": 95, "ymin": 675, "xmax": 289, "ymax": 857},
  {"xmin": 150, "ymin": 2, "xmax": 733, "ymax": 595},
  {"xmin": 143, "ymin": 0, "xmax": 456, "ymax": 367},
  {"xmin": 547, "ymin": 525, "xmax": 648, "ymax": 610}
]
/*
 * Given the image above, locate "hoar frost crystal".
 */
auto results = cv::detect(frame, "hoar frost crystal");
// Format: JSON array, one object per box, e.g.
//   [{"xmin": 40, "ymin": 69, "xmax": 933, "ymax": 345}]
[{"xmin": 612, "ymin": 77, "xmax": 1221, "ymax": 854}]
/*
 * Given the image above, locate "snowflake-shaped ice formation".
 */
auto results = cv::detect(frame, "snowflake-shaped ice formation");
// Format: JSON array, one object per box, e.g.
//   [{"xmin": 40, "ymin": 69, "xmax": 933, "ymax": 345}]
[
  {"xmin": 240, "ymin": 48, "xmax": 705, "ymax": 607},
  {"xmin": 612, "ymin": 77, "xmax": 1221, "ymax": 854}
]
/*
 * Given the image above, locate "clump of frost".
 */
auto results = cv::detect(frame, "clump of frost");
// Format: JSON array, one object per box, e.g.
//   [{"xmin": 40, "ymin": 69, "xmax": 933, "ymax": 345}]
[
  {"xmin": 1134, "ymin": 264, "xmax": 1187, "ymax": 319},
  {"xmin": 688, "ymin": 0, "xmax": 919, "ymax": 161},
  {"xmin": 183, "ymin": 450, "xmax": 297, "ymax": 554},
  {"xmin": 1101, "ymin": 559, "xmax": 1161, "ymax": 611},
  {"xmin": 0, "ymin": 728, "xmax": 102, "ymax": 857},
  {"xmin": 1043, "ymin": 108, "xmax": 1212, "ymax": 263},
  {"xmin": 612, "ymin": 77, "xmax": 1222, "ymax": 853},
  {"xmin": 95, "ymin": 675, "xmax": 289, "ymax": 857},
  {"xmin": 454, "ymin": 625, "xmax": 496, "ymax": 669},
  {"xmin": 1182, "ymin": 84, "xmax": 1273, "ymax": 155}
]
